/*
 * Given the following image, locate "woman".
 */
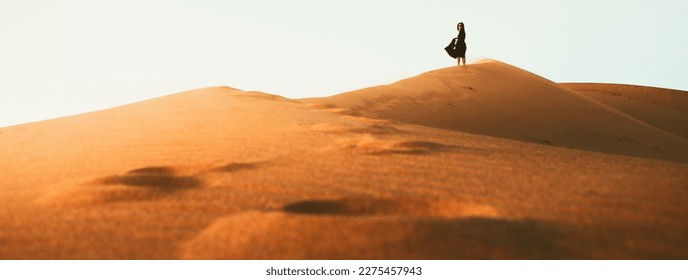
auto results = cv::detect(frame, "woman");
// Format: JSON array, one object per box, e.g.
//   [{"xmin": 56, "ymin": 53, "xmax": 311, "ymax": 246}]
[{"xmin": 455, "ymin": 22, "xmax": 467, "ymax": 66}]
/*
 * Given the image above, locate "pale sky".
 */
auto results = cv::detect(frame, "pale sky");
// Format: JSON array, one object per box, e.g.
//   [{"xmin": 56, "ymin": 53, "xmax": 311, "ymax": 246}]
[{"xmin": 1, "ymin": 0, "xmax": 686, "ymax": 128}]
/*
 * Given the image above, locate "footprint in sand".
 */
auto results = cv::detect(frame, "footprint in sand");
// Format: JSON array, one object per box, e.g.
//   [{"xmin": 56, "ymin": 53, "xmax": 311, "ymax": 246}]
[
  {"xmin": 37, "ymin": 166, "xmax": 202, "ymax": 205},
  {"xmin": 307, "ymin": 103, "xmax": 362, "ymax": 117},
  {"xmin": 300, "ymin": 118, "xmax": 405, "ymax": 137},
  {"xmin": 178, "ymin": 197, "xmax": 570, "ymax": 259},
  {"xmin": 343, "ymin": 138, "xmax": 457, "ymax": 155},
  {"xmin": 100, "ymin": 166, "xmax": 200, "ymax": 189},
  {"xmin": 210, "ymin": 162, "xmax": 261, "ymax": 173},
  {"xmin": 282, "ymin": 197, "xmax": 497, "ymax": 218}
]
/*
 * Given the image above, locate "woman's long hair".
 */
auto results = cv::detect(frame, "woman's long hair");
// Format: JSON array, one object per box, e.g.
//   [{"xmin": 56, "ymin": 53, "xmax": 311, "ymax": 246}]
[{"xmin": 457, "ymin": 22, "xmax": 466, "ymax": 37}]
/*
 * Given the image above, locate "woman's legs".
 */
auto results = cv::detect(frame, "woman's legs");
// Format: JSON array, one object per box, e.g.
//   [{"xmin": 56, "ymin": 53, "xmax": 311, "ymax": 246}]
[{"xmin": 457, "ymin": 57, "xmax": 466, "ymax": 66}]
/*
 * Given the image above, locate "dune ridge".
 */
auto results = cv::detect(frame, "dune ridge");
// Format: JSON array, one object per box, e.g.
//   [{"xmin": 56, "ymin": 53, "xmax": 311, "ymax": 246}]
[
  {"xmin": 304, "ymin": 60, "xmax": 688, "ymax": 163},
  {"xmin": 563, "ymin": 83, "xmax": 688, "ymax": 141},
  {"xmin": 1, "ymin": 59, "xmax": 687, "ymax": 259}
]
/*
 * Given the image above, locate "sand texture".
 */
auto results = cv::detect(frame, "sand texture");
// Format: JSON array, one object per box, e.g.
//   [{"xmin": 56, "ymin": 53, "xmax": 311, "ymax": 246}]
[{"xmin": 1, "ymin": 60, "xmax": 687, "ymax": 259}]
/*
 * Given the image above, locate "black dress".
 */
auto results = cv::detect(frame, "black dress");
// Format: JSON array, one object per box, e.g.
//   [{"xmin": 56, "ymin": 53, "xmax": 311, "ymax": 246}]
[{"xmin": 456, "ymin": 30, "xmax": 467, "ymax": 58}]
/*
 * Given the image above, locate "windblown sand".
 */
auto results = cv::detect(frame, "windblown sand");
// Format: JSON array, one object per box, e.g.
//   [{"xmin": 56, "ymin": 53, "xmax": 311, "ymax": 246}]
[{"xmin": 1, "ymin": 60, "xmax": 687, "ymax": 259}]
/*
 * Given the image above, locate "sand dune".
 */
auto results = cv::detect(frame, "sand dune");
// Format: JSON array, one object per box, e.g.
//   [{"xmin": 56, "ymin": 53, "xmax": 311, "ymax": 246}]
[
  {"xmin": 1, "ymin": 60, "xmax": 687, "ymax": 259},
  {"xmin": 563, "ymin": 83, "xmax": 688, "ymax": 141},
  {"xmin": 304, "ymin": 60, "xmax": 688, "ymax": 163}
]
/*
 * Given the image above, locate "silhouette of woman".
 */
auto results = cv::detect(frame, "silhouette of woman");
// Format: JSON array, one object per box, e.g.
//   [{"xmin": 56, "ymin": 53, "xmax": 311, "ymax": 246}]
[{"xmin": 456, "ymin": 22, "xmax": 467, "ymax": 66}]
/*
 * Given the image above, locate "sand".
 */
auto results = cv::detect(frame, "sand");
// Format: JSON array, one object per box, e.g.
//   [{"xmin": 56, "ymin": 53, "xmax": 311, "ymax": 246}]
[{"xmin": 1, "ymin": 59, "xmax": 687, "ymax": 259}]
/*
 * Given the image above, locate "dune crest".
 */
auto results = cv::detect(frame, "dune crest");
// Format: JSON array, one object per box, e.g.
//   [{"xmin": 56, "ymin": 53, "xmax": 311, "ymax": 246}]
[
  {"xmin": 563, "ymin": 83, "xmax": 688, "ymax": 141},
  {"xmin": 303, "ymin": 60, "xmax": 688, "ymax": 163}
]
